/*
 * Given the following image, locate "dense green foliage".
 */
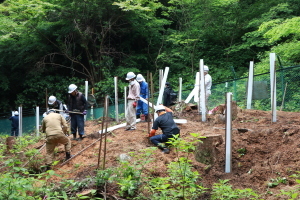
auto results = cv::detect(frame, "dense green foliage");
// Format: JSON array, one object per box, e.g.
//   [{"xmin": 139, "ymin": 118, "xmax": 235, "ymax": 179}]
[
  {"xmin": 0, "ymin": 0, "xmax": 300, "ymax": 111},
  {"xmin": 1, "ymin": 133, "xmax": 300, "ymax": 199}
]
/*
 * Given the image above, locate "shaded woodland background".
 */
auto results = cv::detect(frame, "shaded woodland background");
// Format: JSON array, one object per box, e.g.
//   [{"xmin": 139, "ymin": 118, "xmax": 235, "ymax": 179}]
[{"xmin": 1, "ymin": 0, "xmax": 300, "ymax": 112}]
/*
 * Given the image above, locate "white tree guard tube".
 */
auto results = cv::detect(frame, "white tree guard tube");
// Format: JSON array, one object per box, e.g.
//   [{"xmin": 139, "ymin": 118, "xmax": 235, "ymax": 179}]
[
  {"xmin": 246, "ymin": 61, "xmax": 254, "ymax": 109},
  {"xmin": 155, "ymin": 67, "xmax": 169, "ymax": 120},
  {"xmin": 114, "ymin": 77, "xmax": 119, "ymax": 123},
  {"xmin": 179, "ymin": 78, "xmax": 182, "ymax": 102},
  {"xmin": 140, "ymin": 97, "xmax": 155, "ymax": 109},
  {"xmin": 18, "ymin": 106, "xmax": 22, "ymax": 137},
  {"xmin": 270, "ymin": 53, "xmax": 277, "ymax": 122},
  {"xmin": 85, "ymin": 81, "xmax": 88, "ymax": 121},
  {"xmin": 225, "ymin": 92, "xmax": 232, "ymax": 173},
  {"xmin": 185, "ymin": 72, "xmax": 199, "ymax": 104},
  {"xmin": 124, "ymin": 86, "xmax": 127, "ymax": 115},
  {"xmin": 200, "ymin": 59, "xmax": 206, "ymax": 121},
  {"xmin": 36, "ymin": 106, "xmax": 40, "ymax": 136}
]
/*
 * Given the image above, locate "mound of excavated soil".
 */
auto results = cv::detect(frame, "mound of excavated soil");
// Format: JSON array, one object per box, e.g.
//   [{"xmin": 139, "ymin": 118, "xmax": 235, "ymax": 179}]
[{"xmin": 34, "ymin": 108, "xmax": 300, "ymax": 199}]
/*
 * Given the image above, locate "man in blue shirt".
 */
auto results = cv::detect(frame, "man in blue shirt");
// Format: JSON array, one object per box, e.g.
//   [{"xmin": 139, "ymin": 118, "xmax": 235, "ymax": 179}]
[
  {"xmin": 136, "ymin": 74, "xmax": 149, "ymax": 122},
  {"xmin": 9, "ymin": 111, "xmax": 19, "ymax": 137}
]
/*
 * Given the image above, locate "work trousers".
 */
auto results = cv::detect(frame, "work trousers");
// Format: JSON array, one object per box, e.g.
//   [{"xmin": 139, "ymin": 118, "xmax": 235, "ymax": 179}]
[
  {"xmin": 199, "ymin": 90, "xmax": 211, "ymax": 112},
  {"xmin": 136, "ymin": 95, "xmax": 148, "ymax": 116},
  {"xmin": 46, "ymin": 134, "xmax": 71, "ymax": 165},
  {"xmin": 70, "ymin": 114, "xmax": 85, "ymax": 136},
  {"xmin": 126, "ymin": 99, "xmax": 137, "ymax": 129},
  {"xmin": 150, "ymin": 134, "xmax": 176, "ymax": 147},
  {"xmin": 11, "ymin": 127, "xmax": 19, "ymax": 137}
]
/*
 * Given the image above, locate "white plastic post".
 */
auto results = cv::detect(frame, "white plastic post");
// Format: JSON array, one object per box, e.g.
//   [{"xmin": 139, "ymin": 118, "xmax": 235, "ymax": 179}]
[
  {"xmin": 18, "ymin": 106, "xmax": 22, "ymax": 137},
  {"xmin": 124, "ymin": 86, "xmax": 127, "ymax": 115},
  {"xmin": 156, "ymin": 67, "xmax": 169, "ymax": 106},
  {"xmin": 270, "ymin": 53, "xmax": 277, "ymax": 122},
  {"xmin": 225, "ymin": 92, "xmax": 232, "ymax": 173},
  {"xmin": 36, "ymin": 106, "xmax": 40, "ymax": 136},
  {"xmin": 179, "ymin": 78, "xmax": 182, "ymax": 102},
  {"xmin": 114, "ymin": 77, "xmax": 119, "ymax": 123},
  {"xmin": 199, "ymin": 59, "xmax": 206, "ymax": 121},
  {"xmin": 193, "ymin": 72, "xmax": 200, "ymax": 103},
  {"xmin": 246, "ymin": 61, "xmax": 254, "ymax": 109},
  {"xmin": 155, "ymin": 67, "xmax": 169, "ymax": 119},
  {"xmin": 159, "ymin": 69, "xmax": 163, "ymax": 89},
  {"xmin": 85, "ymin": 81, "xmax": 88, "ymax": 121}
]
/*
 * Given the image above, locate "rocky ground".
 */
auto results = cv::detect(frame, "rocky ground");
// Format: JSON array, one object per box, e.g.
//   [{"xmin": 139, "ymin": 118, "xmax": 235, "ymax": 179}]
[{"xmin": 31, "ymin": 105, "xmax": 300, "ymax": 199}]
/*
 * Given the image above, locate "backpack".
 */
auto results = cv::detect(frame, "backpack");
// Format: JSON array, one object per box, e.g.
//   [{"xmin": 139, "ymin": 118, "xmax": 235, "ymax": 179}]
[{"xmin": 170, "ymin": 90, "xmax": 178, "ymax": 105}]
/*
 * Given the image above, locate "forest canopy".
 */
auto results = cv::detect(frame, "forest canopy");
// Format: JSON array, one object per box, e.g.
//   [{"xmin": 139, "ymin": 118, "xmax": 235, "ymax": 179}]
[{"xmin": 0, "ymin": 0, "xmax": 300, "ymax": 111}]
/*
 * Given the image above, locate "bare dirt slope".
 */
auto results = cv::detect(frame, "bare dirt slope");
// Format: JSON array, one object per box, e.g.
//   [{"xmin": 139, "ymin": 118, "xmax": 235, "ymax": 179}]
[{"xmin": 36, "ymin": 107, "xmax": 300, "ymax": 199}]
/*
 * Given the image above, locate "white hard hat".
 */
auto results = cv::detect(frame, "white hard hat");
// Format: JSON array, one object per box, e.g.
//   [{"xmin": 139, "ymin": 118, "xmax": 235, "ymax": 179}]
[
  {"xmin": 204, "ymin": 65, "xmax": 209, "ymax": 71},
  {"xmin": 136, "ymin": 74, "xmax": 144, "ymax": 82},
  {"xmin": 48, "ymin": 96, "xmax": 57, "ymax": 105},
  {"xmin": 14, "ymin": 111, "xmax": 19, "ymax": 116},
  {"xmin": 68, "ymin": 84, "xmax": 77, "ymax": 93},
  {"xmin": 126, "ymin": 72, "xmax": 136, "ymax": 80},
  {"xmin": 155, "ymin": 105, "xmax": 165, "ymax": 112}
]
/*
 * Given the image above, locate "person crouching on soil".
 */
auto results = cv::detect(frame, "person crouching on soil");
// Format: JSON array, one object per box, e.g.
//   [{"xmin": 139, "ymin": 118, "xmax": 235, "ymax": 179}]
[
  {"xmin": 42, "ymin": 109, "xmax": 72, "ymax": 170},
  {"xmin": 149, "ymin": 105, "xmax": 180, "ymax": 154}
]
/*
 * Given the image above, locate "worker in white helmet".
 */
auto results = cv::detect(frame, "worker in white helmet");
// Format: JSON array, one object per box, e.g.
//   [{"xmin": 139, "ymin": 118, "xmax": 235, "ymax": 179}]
[
  {"xmin": 125, "ymin": 72, "xmax": 140, "ymax": 131},
  {"xmin": 136, "ymin": 74, "xmax": 149, "ymax": 122},
  {"xmin": 9, "ymin": 111, "xmax": 19, "ymax": 137},
  {"xmin": 42, "ymin": 109, "xmax": 71, "ymax": 170},
  {"xmin": 148, "ymin": 105, "xmax": 180, "ymax": 154},
  {"xmin": 200, "ymin": 65, "xmax": 212, "ymax": 114},
  {"xmin": 48, "ymin": 96, "xmax": 66, "ymax": 115},
  {"xmin": 67, "ymin": 84, "xmax": 88, "ymax": 141}
]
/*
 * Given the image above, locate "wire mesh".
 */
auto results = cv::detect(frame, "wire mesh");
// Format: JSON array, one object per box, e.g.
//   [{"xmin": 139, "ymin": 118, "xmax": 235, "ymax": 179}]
[{"xmin": 1, "ymin": 65, "xmax": 299, "ymax": 135}]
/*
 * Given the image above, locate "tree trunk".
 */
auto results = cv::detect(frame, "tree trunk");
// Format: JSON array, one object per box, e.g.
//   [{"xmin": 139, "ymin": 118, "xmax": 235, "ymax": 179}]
[
  {"xmin": 6, "ymin": 136, "xmax": 16, "ymax": 154},
  {"xmin": 194, "ymin": 134, "xmax": 223, "ymax": 165}
]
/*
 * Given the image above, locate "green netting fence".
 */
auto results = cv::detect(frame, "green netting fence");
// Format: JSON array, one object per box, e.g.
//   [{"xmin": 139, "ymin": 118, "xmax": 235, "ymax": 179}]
[
  {"xmin": 1, "ymin": 65, "xmax": 299, "ymax": 136},
  {"xmin": 0, "ymin": 104, "xmax": 125, "ymax": 136}
]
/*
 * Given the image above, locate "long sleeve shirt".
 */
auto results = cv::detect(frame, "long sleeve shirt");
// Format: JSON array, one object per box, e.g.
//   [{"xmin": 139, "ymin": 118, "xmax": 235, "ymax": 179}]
[
  {"xmin": 139, "ymin": 81, "xmax": 149, "ymax": 99},
  {"xmin": 127, "ymin": 80, "xmax": 140, "ymax": 100},
  {"xmin": 42, "ymin": 113, "xmax": 68, "ymax": 136},
  {"xmin": 204, "ymin": 73, "xmax": 212, "ymax": 91}
]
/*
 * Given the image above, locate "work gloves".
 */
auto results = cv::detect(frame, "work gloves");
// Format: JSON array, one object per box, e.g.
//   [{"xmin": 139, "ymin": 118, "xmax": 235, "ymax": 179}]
[
  {"xmin": 133, "ymin": 101, "xmax": 137, "ymax": 108},
  {"xmin": 148, "ymin": 129, "xmax": 156, "ymax": 137},
  {"xmin": 82, "ymin": 110, "xmax": 87, "ymax": 115}
]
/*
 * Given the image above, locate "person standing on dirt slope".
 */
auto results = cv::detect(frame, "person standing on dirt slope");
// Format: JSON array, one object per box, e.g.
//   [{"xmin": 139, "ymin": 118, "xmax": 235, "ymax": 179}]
[
  {"xmin": 125, "ymin": 72, "xmax": 140, "ymax": 131},
  {"xmin": 67, "ymin": 84, "xmax": 88, "ymax": 141},
  {"xmin": 163, "ymin": 82, "xmax": 173, "ymax": 107},
  {"xmin": 42, "ymin": 109, "xmax": 71, "ymax": 170},
  {"xmin": 148, "ymin": 105, "xmax": 180, "ymax": 154},
  {"xmin": 200, "ymin": 65, "xmax": 212, "ymax": 114},
  {"xmin": 9, "ymin": 111, "xmax": 19, "ymax": 137},
  {"xmin": 136, "ymin": 74, "xmax": 149, "ymax": 122}
]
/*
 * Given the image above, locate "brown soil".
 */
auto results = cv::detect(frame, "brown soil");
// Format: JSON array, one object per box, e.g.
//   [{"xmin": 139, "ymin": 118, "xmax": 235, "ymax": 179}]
[{"xmin": 34, "ymin": 106, "xmax": 300, "ymax": 199}]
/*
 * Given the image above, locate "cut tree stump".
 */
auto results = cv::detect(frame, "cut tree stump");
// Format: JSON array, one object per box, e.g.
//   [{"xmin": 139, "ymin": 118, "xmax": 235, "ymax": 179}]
[
  {"xmin": 194, "ymin": 134, "xmax": 223, "ymax": 165},
  {"xmin": 6, "ymin": 136, "xmax": 16, "ymax": 153}
]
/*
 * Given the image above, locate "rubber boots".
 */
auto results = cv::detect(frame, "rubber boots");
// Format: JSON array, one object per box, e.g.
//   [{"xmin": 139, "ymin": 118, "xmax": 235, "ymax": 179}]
[
  {"xmin": 78, "ymin": 134, "xmax": 84, "ymax": 141},
  {"xmin": 72, "ymin": 133, "xmax": 77, "ymax": 140},
  {"xmin": 162, "ymin": 148, "xmax": 170, "ymax": 154},
  {"xmin": 157, "ymin": 144, "xmax": 170, "ymax": 154},
  {"xmin": 66, "ymin": 152, "xmax": 71, "ymax": 160}
]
